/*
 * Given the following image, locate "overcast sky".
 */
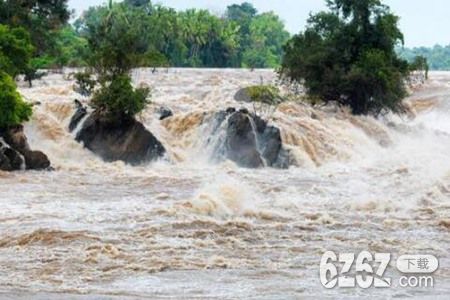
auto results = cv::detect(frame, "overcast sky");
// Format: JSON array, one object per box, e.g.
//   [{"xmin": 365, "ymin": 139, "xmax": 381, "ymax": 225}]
[{"xmin": 68, "ymin": 0, "xmax": 449, "ymax": 48}]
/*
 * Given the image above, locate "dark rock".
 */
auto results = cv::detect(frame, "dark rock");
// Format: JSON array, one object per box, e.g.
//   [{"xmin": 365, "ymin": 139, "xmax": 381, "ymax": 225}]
[
  {"xmin": 69, "ymin": 100, "xmax": 88, "ymax": 132},
  {"xmin": 0, "ymin": 151, "xmax": 12, "ymax": 171},
  {"xmin": 225, "ymin": 107, "xmax": 236, "ymax": 114},
  {"xmin": 239, "ymin": 108, "xmax": 249, "ymax": 114},
  {"xmin": 259, "ymin": 125, "xmax": 282, "ymax": 165},
  {"xmin": 274, "ymin": 148, "xmax": 290, "ymax": 169},
  {"xmin": 3, "ymin": 147, "xmax": 24, "ymax": 170},
  {"xmin": 75, "ymin": 113, "xmax": 165, "ymax": 165},
  {"xmin": 234, "ymin": 87, "xmax": 252, "ymax": 102},
  {"xmin": 251, "ymin": 114, "xmax": 267, "ymax": 132},
  {"xmin": 0, "ymin": 125, "xmax": 52, "ymax": 171},
  {"xmin": 23, "ymin": 150, "xmax": 51, "ymax": 170},
  {"xmin": 159, "ymin": 107, "xmax": 173, "ymax": 120},
  {"xmin": 225, "ymin": 112, "xmax": 264, "ymax": 168},
  {"xmin": 209, "ymin": 111, "xmax": 289, "ymax": 169},
  {"xmin": 3, "ymin": 125, "xmax": 30, "ymax": 152}
]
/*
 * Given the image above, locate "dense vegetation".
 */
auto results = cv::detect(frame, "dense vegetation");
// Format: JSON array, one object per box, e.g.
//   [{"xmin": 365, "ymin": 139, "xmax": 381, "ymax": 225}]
[
  {"xmin": 72, "ymin": 1, "xmax": 289, "ymax": 68},
  {"xmin": 0, "ymin": 71, "xmax": 32, "ymax": 129},
  {"xmin": 0, "ymin": 0, "xmax": 436, "ymax": 125},
  {"xmin": 80, "ymin": 1, "xmax": 151, "ymax": 120},
  {"xmin": 398, "ymin": 45, "xmax": 450, "ymax": 70},
  {"xmin": 0, "ymin": 0, "xmax": 70, "ymax": 128},
  {"xmin": 280, "ymin": 0, "xmax": 411, "ymax": 115},
  {"xmin": 0, "ymin": 24, "xmax": 33, "ymax": 128}
]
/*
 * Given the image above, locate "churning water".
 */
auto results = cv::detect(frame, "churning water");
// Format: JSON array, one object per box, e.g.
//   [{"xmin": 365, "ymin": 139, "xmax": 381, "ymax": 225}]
[{"xmin": 0, "ymin": 69, "xmax": 449, "ymax": 299}]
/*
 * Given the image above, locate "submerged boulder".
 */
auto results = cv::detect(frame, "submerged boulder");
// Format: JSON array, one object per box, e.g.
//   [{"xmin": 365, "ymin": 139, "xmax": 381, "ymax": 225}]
[
  {"xmin": 226, "ymin": 112, "xmax": 264, "ymax": 168},
  {"xmin": 72, "ymin": 112, "xmax": 165, "ymax": 165},
  {"xmin": 22, "ymin": 150, "xmax": 51, "ymax": 170},
  {"xmin": 69, "ymin": 100, "xmax": 88, "ymax": 132},
  {"xmin": 210, "ymin": 109, "xmax": 289, "ymax": 169},
  {"xmin": 0, "ymin": 125, "xmax": 51, "ymax": 171},
  {"xmin": 3, "ymin": 147, "xmax": 24, "ymax": 170},
  {"xmin": 158, "ymin": 106, "xmax": 173, "ymax": 120}
]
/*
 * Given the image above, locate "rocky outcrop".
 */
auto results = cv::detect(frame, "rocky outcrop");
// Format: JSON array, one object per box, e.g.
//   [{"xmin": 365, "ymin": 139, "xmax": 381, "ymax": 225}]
[
  {"xmin": 158, "ymin": 106, "xmax": 173, "ymax": 120},
  {"xmin": 234, "ymin": 87, "xmax": 252, "ymax": 102},
  {"xmin": 70, "ymin": 109, "xmax": 166, "ymax": 165},
  {"xmin": 210, "ymin": 109, "xmax": 289, "ymax": 169},
  {"xmin": 226, "ymin": 111, "xmax": 265, "ymax": 168},
  {"xmin": 0, "ymin": 125, "xmax": 51, "ymax": 171},
  {"xmin": 68, "ymin": 100, "xmax": 88, "ymax": 132}
]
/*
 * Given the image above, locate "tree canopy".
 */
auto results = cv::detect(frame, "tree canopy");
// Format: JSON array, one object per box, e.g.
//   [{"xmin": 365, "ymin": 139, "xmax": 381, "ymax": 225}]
[
  {"xmin": 280, "ymin": 0, "xmax": 410, "ymax": 115},
  {"xmin": 70, "ymin": 1, "xmax": 290, "ymax": 69},
  {"xmin": 398, "ymin": 45, "xmax": 450, "ymax": 71},
  {"xmin": 79, "ymin": 1, "xmax": 151, "ymax": 120},
  {"xmin": 0, "ymin": 1, "xmax": 70, "ymax": 127},
  {"xmin": 0, "ymin": 25, "xmax": 34, "ymax": 128}
]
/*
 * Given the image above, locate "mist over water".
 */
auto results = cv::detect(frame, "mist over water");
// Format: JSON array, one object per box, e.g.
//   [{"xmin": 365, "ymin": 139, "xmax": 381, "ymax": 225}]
[{"xmin": 0, "ymin": 69, "xmax": 449, "ymax": 299}]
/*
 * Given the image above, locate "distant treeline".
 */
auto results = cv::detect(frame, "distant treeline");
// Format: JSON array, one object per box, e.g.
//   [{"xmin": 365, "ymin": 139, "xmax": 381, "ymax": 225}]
[
  {"xmin": 33, "ymin": 0, "xmax": 291, "ymax": 69},
  {"xmin": 398, "ymin": 45, "xmax": 450, "ymax": 70}
]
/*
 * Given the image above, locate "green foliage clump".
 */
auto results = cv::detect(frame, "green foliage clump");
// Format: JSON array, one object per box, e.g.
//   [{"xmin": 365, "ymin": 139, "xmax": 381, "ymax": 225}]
[
  {"xmin": 241, "ymin": 12, "xmax": 290, "ymax": 68},
  {"xmin": 280, "ymin": 0, "xmax": 410, "ymax": 116},
  {"xmin": 74, "ymin": 71, "xmax": 96, "ymax": 96},
  {"xmin": 91, "ymin": 75, "xmax": 150, "ymax": 120},
  {"xmin": 0, "ymin": 0, "xmax": 70, "ymax": 56},
  {"xmin": 0, "ymin": 25, "xmax": 34, "ymax": 128},
  {"xmin": 397, "ymin": 45, "xmax": 450, "ymax": 71},
  {"xmin": 81, "ymin": 2, "xmax": 152, "ymax": 120},
  {"xmin": 0, "ymin": 72, "xmax": 32, "ymax": 129},
  {"xmin": 0, "ymin": 25, "xmax": 34, "ymax": 77},
  {"xmin": 243, "ymin": 84, "xmax": 284, "ymax": 119},
  {"xmin": 246, "ymin": 85, "xmax": 282, "ymax": 106},
  {"xmin": 74, "ymin": 1, "xmax": 290, "ymax": 69},
  {"xmin": 409, "ymin": 55, "xmax": 429, "ymax": 80}
]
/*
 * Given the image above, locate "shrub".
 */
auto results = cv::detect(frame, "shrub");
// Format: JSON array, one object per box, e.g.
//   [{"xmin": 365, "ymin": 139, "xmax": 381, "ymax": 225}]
[
  {"xmin": 243, "ymin": 85, "xmax": 284, "ymax": 118},
  {"xmin": 280, "ymin": 0, "xmax": 410, "ymax": 116},
  {"xmin": 91, "ymin": 75, "xmax": 150, "ymax": 119},
  {"xmin": 246, "ymin": 85, "xmax": 282, "ymax": 106},
  {"xmin": 81, "ymin": 2, "xmax": 153, "ymax": 120},
  {"xmin": 0, "ymin": 25, "xmax": 33, "ymax": 77},
  {"xmin": 0, "ymin": 72, "xmax": 33, "ymax": 129},
  {"xmin": 74, "ymin": 71, "xmax": 96, "ymax": 96}
]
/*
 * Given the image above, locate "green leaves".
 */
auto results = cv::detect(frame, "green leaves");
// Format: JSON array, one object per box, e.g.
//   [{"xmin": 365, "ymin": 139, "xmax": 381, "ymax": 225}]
[
  {"xmin": 75, "ymin": 1, "xmax": 289, "ymax": 69},
  {"xmin": 281, "ymin": 0, "xmax": 410, "ymax": 116},
  {"xmin": 91, "ymin": 75, "xmax": 151, "ymax": 120},
  {"xmin": 0, "ymin": 71, "xmax": 32, "ymax": 129},
  {"xmin": 242, "ymin": 12, "xmax": 290, "ymax": 68},
  {"xmin": 0, "ymin": 25, "xmax": 34, "ymax": 77},
  {"xmin": 246, "ymin": 85, "xmax": 283, "ymax": 106}
]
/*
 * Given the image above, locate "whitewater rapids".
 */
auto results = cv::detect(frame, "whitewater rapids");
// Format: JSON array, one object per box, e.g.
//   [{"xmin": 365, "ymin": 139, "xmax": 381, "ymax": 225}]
[{"xmin": 0, "ymin": 69, "xmax": 449, "ymax": 299}]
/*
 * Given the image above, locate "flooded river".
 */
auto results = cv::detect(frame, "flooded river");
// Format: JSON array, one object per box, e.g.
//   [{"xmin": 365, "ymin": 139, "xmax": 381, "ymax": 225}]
[{"xmin": 0, "ymin": 69, "xmax": 449, "ymax": 299}]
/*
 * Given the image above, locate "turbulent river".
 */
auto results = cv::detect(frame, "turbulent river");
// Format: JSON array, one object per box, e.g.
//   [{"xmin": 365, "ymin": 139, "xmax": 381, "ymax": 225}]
[{"xmin": 0, "ymin": 69, "xmax": 449, "ymax": 299}]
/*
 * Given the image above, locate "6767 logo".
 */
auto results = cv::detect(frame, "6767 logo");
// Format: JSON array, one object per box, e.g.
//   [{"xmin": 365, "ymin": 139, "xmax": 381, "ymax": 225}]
[{"xmin": 320, "ymin": 251, "xmax": 391, "ymax": 288}]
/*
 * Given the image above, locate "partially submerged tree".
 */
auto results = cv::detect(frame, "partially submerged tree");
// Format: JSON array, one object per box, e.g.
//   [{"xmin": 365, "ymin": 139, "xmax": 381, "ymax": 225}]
[
  {"xmin": 409, "ymin": 55, "xmax": 429, "ymax": 82},
  {"xmin": 280, "ymin": 0, "xmax": 410, "ymax": 115},
  {"xmin": 82, "ymin": 0, "xmax": 151, "ymax": 120}
]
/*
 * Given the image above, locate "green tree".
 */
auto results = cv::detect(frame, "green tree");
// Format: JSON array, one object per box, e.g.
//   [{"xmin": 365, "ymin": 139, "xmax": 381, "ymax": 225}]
[
  {"xmin": 0, "ymin": 0, "xmax": 70, "ymax": 55},
  {"xmin": 0, "ymin": 25, "xmax": 34, "ymax": 77},
  {"xmin": 281, "ymin": 0, "xmax": 410, "ymax": 115},
  {"xmin": 226, "ymin": 2, "xmax": 257, "ymax": 66},
  {"xmin": 0, "ymin": 24, "xmax": 33, "ymax": 128},
  {"xmin": 397, "ymin": 45, "xmax": 449, "ymax": 71},
  {"xmin": 82, "ymin": 1, "xmax": 151, "ymax": 120},
  {"xmin": 74, "ymin": 1, "xmax": 289, "ymax": 69},
  {"xmin": 242, "ymin": 12, "xmax": 290, "ymax": 68},
  {"xmin": 0, "ymin": 72, "xmax": 32, "ymax": 129}
]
